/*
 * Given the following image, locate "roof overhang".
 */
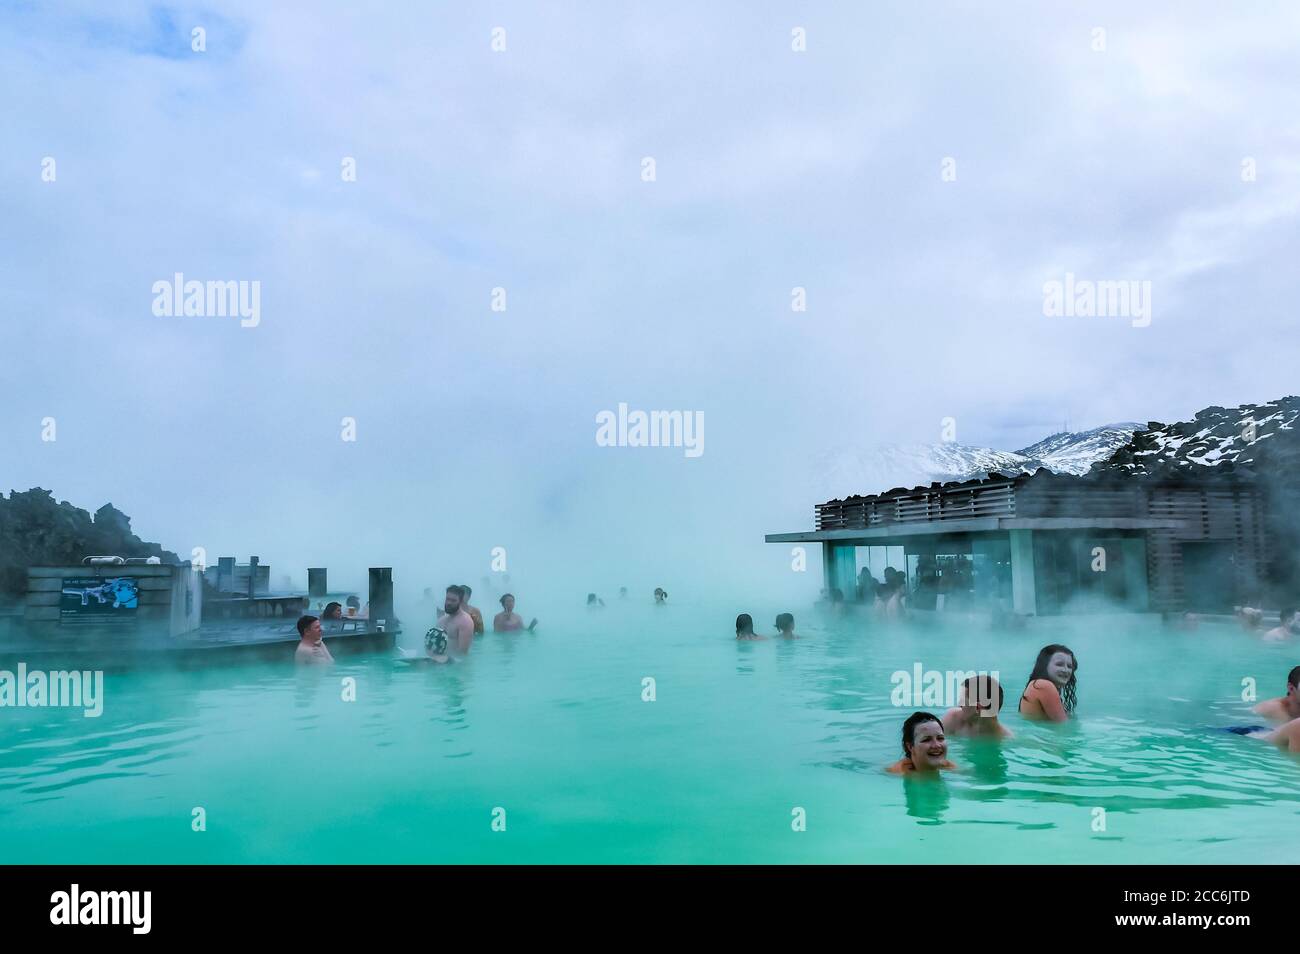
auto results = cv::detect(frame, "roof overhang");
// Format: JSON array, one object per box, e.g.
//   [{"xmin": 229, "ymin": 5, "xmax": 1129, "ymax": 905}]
[{"xmin": 765, "ymin": 516, "xmax": 1188, "ymax": 544}]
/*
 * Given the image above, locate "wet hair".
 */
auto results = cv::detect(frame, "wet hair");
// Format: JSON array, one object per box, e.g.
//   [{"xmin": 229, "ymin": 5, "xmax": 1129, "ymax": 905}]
[
  {"xmin": 775, "ymin": 613, "xmax": 794, "ymax": 631},
  {"xmin": 500, "ymin": 593, "xmax": 514, "ymax": 606},
  {"xmin": 1023, "ymin": 644, "xmax": 1078, "ymax": 714},
  {"xmin": 446, "ymin": 585, "xmax": 464, "ymax": 600},
  {"xmin": 345, "ymin": 595, "xmax": 360, "ymax": 609},
  {"xmin": 460, "ymin": 584, "xmax": 473, "ymax": 600},
  {"xmin": 322, "ymin": 601, "xmax": 343, "ymax": 619},
  {"xmin": 296, "ymin": 614, "xmax": 318, "ymax": 636},
  {"xmin": 1288, "ymin": 665, "xmax": 1300, "ymax": 690},
  {"xmin": 962, "ymin": 674, "xmax": 1004, "ymax": 712},
  {"xmin": 735, "ymin": 613, "xmax": 754, "ymax": 635},
  {"xmin": 901, "ymin": 711, "xmax": 944, "ymax": 757}
]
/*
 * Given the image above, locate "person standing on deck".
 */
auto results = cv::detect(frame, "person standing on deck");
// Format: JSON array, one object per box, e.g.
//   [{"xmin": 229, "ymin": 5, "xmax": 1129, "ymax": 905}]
[
  {"xmin": 294, "ymin": 615, "xmax": 334, "ymax": 665},
  {"xmin": 459, "ymin": 584, "xmax": 485, "ymax": 635},
  {"xmin": 439, "ymin": 586, "xmax": 476, "ymax": 656}
]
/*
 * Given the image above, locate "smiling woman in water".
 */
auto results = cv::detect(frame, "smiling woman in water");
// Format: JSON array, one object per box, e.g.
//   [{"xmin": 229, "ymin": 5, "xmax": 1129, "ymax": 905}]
[
  {"xmin": 887, "ymin": 711, "xmax": 957, "ymax": 775},
  {"xmin": 1018, "ymin": 644, "xmax": 1078, "ymax": 721}
]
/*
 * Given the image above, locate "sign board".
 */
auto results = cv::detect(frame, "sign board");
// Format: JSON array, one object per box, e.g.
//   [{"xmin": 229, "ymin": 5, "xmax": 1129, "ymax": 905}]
[{"xmin": 59, "ymin": 576, "xmax": 140, "ymax": 627}]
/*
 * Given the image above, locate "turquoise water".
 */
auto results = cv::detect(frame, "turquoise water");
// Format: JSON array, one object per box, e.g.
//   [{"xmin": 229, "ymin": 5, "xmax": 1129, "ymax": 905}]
[{"xmin": 2, "ymin": 602, "xmax": 1298, "ymax": 863}]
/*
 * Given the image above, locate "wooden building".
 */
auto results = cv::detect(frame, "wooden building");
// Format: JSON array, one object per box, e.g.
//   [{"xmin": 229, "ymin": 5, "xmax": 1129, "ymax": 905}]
[{"xmin": 767, "ymin": 471, "xmax": 1266, "ymax": 615}]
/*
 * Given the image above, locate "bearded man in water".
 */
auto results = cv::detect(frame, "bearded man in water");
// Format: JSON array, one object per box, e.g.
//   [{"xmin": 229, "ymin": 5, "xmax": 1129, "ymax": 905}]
[{"xmin": 437, "ymin": 585, "xmax": 476, "ymax": 657}]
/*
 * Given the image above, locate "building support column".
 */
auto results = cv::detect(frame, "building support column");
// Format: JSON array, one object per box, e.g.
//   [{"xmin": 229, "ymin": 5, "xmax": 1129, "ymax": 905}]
[
  {"xmin": 822, "ymin": 542, "xmax": 858, "ymax": 599},
  {"xmin": 1009, "ymin": 529, "xmax": 1037, "ymax": 615}
]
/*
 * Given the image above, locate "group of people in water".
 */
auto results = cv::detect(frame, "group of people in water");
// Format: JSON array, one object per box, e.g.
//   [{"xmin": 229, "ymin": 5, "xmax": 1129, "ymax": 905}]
[{"xmin": 888, "ymin": 646, "xmax": 1300, "ymax": 776}]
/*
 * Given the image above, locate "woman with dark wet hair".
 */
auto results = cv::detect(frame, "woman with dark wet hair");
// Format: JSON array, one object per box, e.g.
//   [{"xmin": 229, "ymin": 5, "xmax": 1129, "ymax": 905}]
[
  {"xmin": 887, "ymin": 711, "xmax": 956, "ymax": 774},
  {"xmin": 735, "ymin": 614, "xmax": 766, "ymax": 640},
  {"xmin": 1019, "ymin": 644, "xmax": 1078, "ymax": 721},
  {"xmin": 774, "ymin": 613, "xmax": 797, "ymax": 639},
  {"xmin": 322, "ymin": 601, "xmax": 344, "ymax": 621}
]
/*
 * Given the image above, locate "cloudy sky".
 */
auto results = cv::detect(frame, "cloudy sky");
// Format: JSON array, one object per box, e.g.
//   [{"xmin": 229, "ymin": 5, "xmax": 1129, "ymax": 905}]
[{"xmin": 3, "ymin": 1, "xmax": 1298, "ymax": 600}]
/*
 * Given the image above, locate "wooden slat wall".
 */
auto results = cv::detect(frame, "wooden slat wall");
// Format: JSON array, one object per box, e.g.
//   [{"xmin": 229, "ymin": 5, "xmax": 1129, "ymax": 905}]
[{"xmin": 815, "ymin": 480, "xmax": 1016, "ymax": 531}]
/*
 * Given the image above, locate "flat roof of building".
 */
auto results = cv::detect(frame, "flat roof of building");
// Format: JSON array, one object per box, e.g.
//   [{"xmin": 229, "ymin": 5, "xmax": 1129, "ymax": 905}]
[{"xmin": 766, "ymin": 515, "xmax": 1188, "ymax": 544}]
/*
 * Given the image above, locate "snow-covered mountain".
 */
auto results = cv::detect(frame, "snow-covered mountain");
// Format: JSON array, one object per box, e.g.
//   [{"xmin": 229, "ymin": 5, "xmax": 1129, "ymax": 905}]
[
  {"xmin": 1095, "ymin": 398, "xmax": 1299, "ymax": 477},
  {"xmin": 814, "ymin": 422, "xmax": 1142, "ymax": 501},
  {"xmin": 1018, "ymin": 423, "xmax": 1146, "ymax": 476}
]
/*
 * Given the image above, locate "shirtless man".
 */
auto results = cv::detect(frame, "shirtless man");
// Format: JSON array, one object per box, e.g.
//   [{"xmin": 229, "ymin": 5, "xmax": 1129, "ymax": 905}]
[
  {"xmin": 942, "ymin": 674, "xmax": 1013, "ymax": 739},
  {"xmin": 1263, "ymin": 608, "xmax": 1299, "ymax": 642},
  {"xmin": 493, "ymin": 593, "xmax": 538, "ymax": 632},
  {"xmin": 1253, "ymin": 666, "xmax": 1300, "ymax": 722},
  {"xmin": 437, "ymin": 586, "xmax": 476, "ymax": 657},
  {"xmin": 294, "ymin": 615, "xmax": 334, "ymax": 665},
  {"xmin": 460, "ymin": 584, "xmax": 485, "ymax": 635}
]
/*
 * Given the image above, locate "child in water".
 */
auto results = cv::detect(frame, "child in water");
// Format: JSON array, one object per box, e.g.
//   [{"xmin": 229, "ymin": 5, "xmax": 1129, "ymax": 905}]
[
  {"xmin": 887, "ymin": 711, "xmax": 957, "ymax": 774},
  {"xmin": 774, "ymin": 613, "xmax": 798, "ymax": 639},
  {"xmin": 1018, "ymin": 644, "xmax": 1077, "ymax": 722},
  {"xmin": 943, "ymin": 674, "xmax": 1013, "ymax": 738},
  {"xmin": 735, "ymin": 614, "xmax": 766, "ymax": 640}
]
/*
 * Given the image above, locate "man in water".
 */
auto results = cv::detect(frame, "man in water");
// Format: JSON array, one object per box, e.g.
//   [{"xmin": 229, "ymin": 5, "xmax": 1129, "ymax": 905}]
[
  {"xmin": 493, "ymin": 593, "xmax": 538, "ymax": 632},
  {"xmin": 1253, "ymin": 666, "xmax": 1300, "ymax": 722},
  {"xmin": 459, "ymin": 584, "xmax": 485, "ymax": 635},
  {"xmin": 294, "ymin": 615, "xmax": 334, "ymax": 665},
  {"xmin": 654, "ymin": 588, "xmax": 667, "ymax": 604},
  {"xmin": 942, "ymin": 674, "xmax": 1013, "ymax": 738},
  {"xmin": 438, "ymin": 585, "xmax": 476, "ymax": 656},
  {"xmin": 1264, "ymin": 607, "xmax": 1299, "ymax": 642}
]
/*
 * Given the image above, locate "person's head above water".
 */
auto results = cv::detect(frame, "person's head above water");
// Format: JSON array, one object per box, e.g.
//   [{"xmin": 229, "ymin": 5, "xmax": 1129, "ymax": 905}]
[
  {"xmin": 322, "ymin": 601, "xmax": 343, "ymax": 620},
  {"xmin": 775, "ymin": 613, "xmax": 794, "ymax": 634},
  {"xmin": 735, "ymin": 613, "xmax": 754, "ymax": 636},
  {"xmin": 900, "ymin": 711, "xmax": 948, "ymax": 770},
  {"xmin": 444, "ymin": 585, "xmax": 464, "ymax": 615},
  {"xmin": 1287, "ymin": 665, "xmax": 1300, "ymax": 693},
  {"xmin": 1025, "ymin": 644, "xmax": 1078, "ymax": 713},
  {"xmin": 500, "ymin": 593, "xmax": 515, "ymax": 612},
  {"xmin": 345, "ymin": 595, "xmax": 360, "ymax": 610},
  {"xmin": 959, "ymin": 674, "xmax": 1004, "ymax": 716},
  {"xmin": 460, "ymin": 584, "xmax": 473, "ymax": 602},
  {"xmin": 587, "ymin": 593, "xmax": 599, "ymax": 605},
  {"xmin": 296, "ymin": 614, "xmax": 321, "ymax": 640},
  {"xmin": 654, "ymin": 587, "xmax": 667, "ymax": 602}
]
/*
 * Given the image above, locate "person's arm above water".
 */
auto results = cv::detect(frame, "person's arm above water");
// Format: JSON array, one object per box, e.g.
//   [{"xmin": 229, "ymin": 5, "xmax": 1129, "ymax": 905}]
[{"xmin": 1025, "ymin": 679, "xmax": 1068, "ymax": 722}]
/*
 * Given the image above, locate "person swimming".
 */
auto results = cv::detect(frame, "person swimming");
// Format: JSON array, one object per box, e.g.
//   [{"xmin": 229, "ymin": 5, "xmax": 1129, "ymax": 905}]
[
  {"xmin": 1018, "ymin": 644, "xmax": 1077, "ymax": 722},
  {"xmin": 294, "ymin": 614, "xmax": 334, "ymax": 666},
  {"xmin": 887, "ymin": 711, "xmax": 957, "ymax": 774},
  {"xmin": 493, "ymin": 593, "xmax": 538, "ymax": 633},
  {"xmin": 943, "ymin": 674, "xmax": 1013, "ymax": 738},
  {"xmin": 587, "ymin": 593, "xmax": 605, "ymax": 608},
  {"xmin": 735, "ymin": 614, "xmax": 766, "ymax": 640},
  {"xmin": 774, "ymin": 613, "xmax": 798, "ymax": 639},
  {"xmin": 1252, "ymin": 666, "xmax": 1300, "ymax": 722},
  {"xmin": 654, "ymin": 587, "xmax": 668, "ymax": 604},
  {"xmin": 1264, "ymin": 607, "xmax": 1299, "ymax": 642}
]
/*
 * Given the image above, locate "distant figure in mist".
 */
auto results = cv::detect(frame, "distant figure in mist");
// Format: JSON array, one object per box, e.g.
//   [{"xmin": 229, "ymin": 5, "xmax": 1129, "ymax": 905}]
[
  {"xmin": 1160, "ymin": 610, "xmax": 1199, "ymax": 632},
  {"xmin": 774, "ymin": 613, "xmax": 799, "ymax": 639},
  {"xmin": 886, "ymin": 711, "xmax": 956, "ymax": 775},
  {"xmin": 1236, "ymin": 605, "xmax": 1265, "ymax": 632},
  {"xmin": 735, "ymin": 614, "xmax": 766, "ymax": 641},
  {"xmin": 654, "ymin": 588, "xmax": 668, "ymax": 604},
  {"xmin": 1264, "ymin": 607, "xmax": 1299, "ymax": 642},
  {"xmin": 1018, "ymin": 644, "xmax": 1078, "ymax": 722},
  {"xmin": 1254, "ymin": 667, "xmax": 1300, "ymax": 723},
  {"xmin": 618, "ymin": 587, "xmax": 628, "ymax": 600},
  {"xmin": 942, "ymin": 675, "xmax": 1013, "ymax": 739},
  {"xmin": 493, "ymin": 594, "xmax": 538, "ymax": 633},
  {"xmin": 587, "ymin": 593, "xmax": 605, "ymax": 609},
  {"xmin": 436, "ymin": 586, "xmax": 475, "ymax": 657},
  {"xmin": 294, "ymin": 615, "xmax": 334, "ymax": 666},
  {"xmin": 459, "ymin": 584, "xmax": 485, "ymax": 635},
  {"xmin": 857, "ymin": 568, "xmax": 876, "ymax": 602}
]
